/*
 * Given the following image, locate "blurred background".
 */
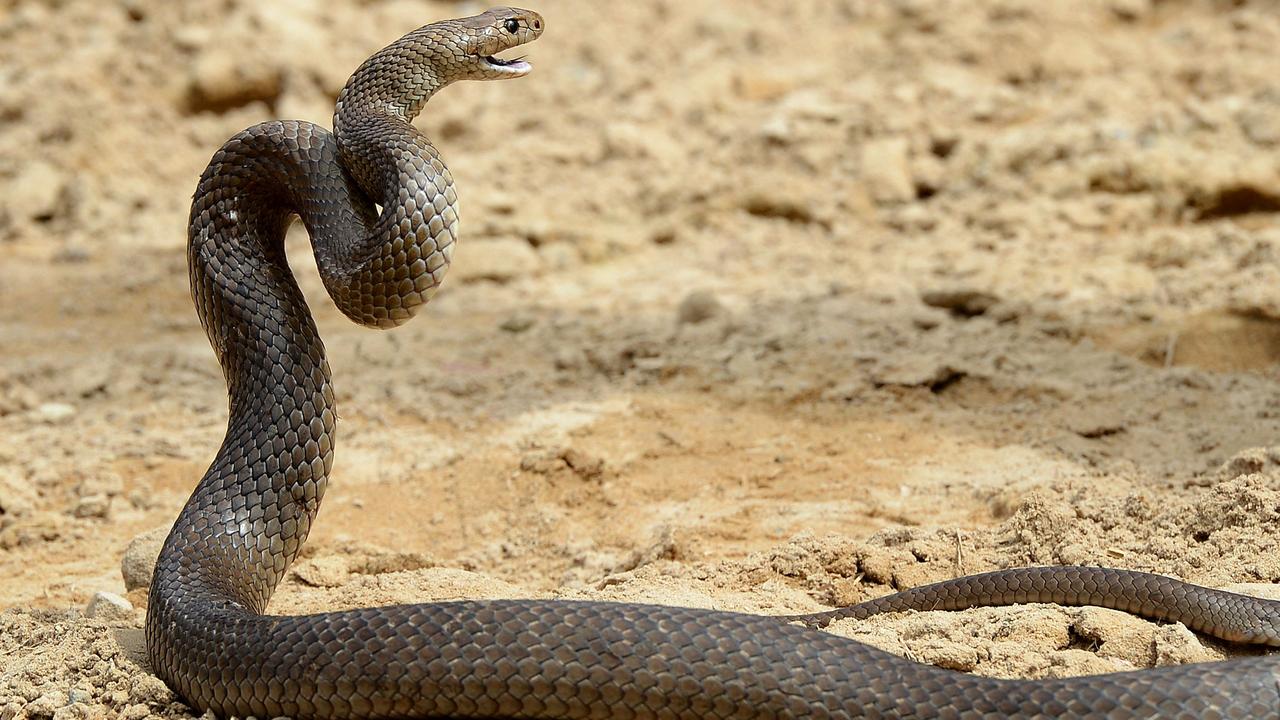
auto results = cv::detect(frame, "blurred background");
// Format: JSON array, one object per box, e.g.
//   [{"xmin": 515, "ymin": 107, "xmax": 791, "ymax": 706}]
[{"xmin": 4, "ymin": 0, "xmax": 1280, "ymax": 711}]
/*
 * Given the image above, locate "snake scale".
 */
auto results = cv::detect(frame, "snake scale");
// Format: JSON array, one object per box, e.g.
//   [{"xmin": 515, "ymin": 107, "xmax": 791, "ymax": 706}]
[{"xmin": 147, "ymin": 7, "xmax": 1280, "ymax": 718}]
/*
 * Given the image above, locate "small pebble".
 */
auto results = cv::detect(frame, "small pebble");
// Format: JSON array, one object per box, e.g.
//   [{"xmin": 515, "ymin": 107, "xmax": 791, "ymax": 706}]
[
  {"xmin": 649, "ymin": 225, "xmax": 678, "ymax": 245},
  {"xmin": 4, "ymin": 160, "xmax": 67, "ymax": 222},
  {"xmin": 920, "ymin": 288, "xmax": 1000, "ymax": 317},
  {"xmin": 66, "ymin": 689, "xmax": 92, "ymax": 705},
  {"xmin": 85, "ymin": 591, "xmax": 134, "ymax": 620},
  {"xmin": 676, "ymin": 290, "xmax": 724, "ymax": 325},
  {"xmin": 121, "ymin": 526, "xmax": 168, "ymax": 591},
  {"xmin": 499, "ymin": 314, "xmax": 534, "ymax": 333},
  {"xmin": 73, "ymin": 495, "xmax": 111, "ymax": 519},
  {"xmin": 861, "ymin": 137, "xmax": 916, "ymax": 204},
  {"xmin": 35, "ymin": 402, "xmax": 76, "ymax": 425}
]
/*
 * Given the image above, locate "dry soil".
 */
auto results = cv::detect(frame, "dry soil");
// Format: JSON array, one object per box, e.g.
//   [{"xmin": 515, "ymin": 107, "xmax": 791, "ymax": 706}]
[{"xmin": 4, "ymin": 0, "xmax": 1280, "ymax": 718}]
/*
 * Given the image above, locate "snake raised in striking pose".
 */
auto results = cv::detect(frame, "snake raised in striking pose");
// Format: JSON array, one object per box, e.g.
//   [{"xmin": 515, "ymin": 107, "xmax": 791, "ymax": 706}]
[{"xmin": 147, "ymin": 7, "xmax": 1280, "ymax": 718}]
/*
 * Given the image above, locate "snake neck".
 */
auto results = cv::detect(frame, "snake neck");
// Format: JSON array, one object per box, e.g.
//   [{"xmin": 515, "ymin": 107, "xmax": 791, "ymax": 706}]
[
  {"xmin": 335, "ymin": 67, "xmax": 449, "ymax": 135},
  {"xmin": 333, "ymin": 21, "xmax": 461, "ymax": 134}
]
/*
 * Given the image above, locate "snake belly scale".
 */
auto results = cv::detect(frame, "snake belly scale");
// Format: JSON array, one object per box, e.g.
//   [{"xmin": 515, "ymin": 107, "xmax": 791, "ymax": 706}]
[{"xmin": 147, "ymin": 7, "xmax": 1280, "ymax": 718}]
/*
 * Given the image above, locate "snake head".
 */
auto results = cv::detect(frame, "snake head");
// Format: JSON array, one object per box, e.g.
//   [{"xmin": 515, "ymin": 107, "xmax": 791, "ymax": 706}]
[{"xmin": 458, "ymin": 7, "xmax": 545, "ymax": 79}]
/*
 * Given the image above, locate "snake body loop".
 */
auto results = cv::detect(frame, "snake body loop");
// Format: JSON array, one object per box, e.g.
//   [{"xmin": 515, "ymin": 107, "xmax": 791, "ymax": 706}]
[{"xmin": 148, "ymin": 8, "xmax": 1280, "ymax": 718}]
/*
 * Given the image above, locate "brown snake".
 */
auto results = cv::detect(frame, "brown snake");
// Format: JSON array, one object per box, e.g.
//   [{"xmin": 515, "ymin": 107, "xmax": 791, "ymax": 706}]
[{"xmin": 147, "ymin": 7, "xmax": 1280, "ymax": 718}]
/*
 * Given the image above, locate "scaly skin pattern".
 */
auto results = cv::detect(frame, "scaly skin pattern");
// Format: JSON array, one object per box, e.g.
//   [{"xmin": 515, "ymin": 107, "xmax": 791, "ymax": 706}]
[
  {"xmin": 147, "ymin": 7, "xmax": 1280, "ymax": 718},
  {"xmin": 788, "ymin": 566, "xmax": 1280, "ymax": 646}
]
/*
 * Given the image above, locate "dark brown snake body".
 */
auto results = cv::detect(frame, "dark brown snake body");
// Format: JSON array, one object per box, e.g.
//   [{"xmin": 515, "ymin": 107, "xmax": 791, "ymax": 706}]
[{"xmin": 147, "ymin": 8, "xmax": 1280, "ymax": 718}]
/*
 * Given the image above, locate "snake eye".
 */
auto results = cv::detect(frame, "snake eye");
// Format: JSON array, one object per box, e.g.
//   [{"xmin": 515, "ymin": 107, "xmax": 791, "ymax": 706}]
[{"xmin": 503, "ymin": 18, "xmax": 519, "ymax": 34}]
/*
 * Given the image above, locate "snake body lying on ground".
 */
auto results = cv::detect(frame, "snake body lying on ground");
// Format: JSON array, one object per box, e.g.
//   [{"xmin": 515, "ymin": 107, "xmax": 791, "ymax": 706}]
[{"xmin": 146, "ymin": 7, "xmax": 1280, "ymax": 718}]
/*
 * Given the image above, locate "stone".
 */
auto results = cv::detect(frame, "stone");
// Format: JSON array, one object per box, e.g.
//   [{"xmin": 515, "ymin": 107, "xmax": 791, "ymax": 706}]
[
  {"xmin": 4, "ymin": 161, "xmax": 67, "ymax": 222},
  {"xmin": 499, "ymin": 314, "xmax": 535, "ymax": 333},
  {"xmin": 34, "ymin": 402, "xmax": 75, "ymax": 425},
  {"xmin": 73, "ymin": 495, "xmax": 111, "ymax": 519},
  {"xmin": 759, "ymin": 114, "xmax": 792, "ymax": 144},
  {"xmin": 777, "ymin": 88, "xmax": 843, "ymax": 122},
  {"xmin": 560, "ymin": 447, "xmax": 605, "ymax": 481},
  {"xmin": 85, "ymin": 591, "xmax": 134, "ymax": 621},
  {"xmin": 172, "ymin": 25, "xmax": 212, "ymax": 52},
  {"xmin": 1063, "ymin": 408, "xmax": 1126, "ymax": 439},
  {"xmin": 649, "ymin": 224, "xmax": 678, "ymax": 246},
  {"xmin": 1152, "ymin": 621, "xmax": 1219, "ymax": 666},
  {"xmin": 872, "ymin": 359, "xmax": 965, "ymax": 389},
  {"xmin": 733, "ymin": 71, "xmax": 795, "ymax": 103},
  {"xmin": 676, "ymin": 290, "xmax": 725, "ymax": 325},
  {"xmin": 1108, "ymin": 0, "xmax": 1151, "ymax": 22},
  {"xmin": 121, "ymin": 526, "xmax": 168, "ymax": 592},
  {"xmin": 920, "ymin": 287, "xmax": 1000, "ymax": 317},
  {"xmin": 861, "ymin": 138, "xmax": 916, "ymax": 204},
  {"xmin": 739, "ymin": 190, "xmax": 821, "ymax": 225}
]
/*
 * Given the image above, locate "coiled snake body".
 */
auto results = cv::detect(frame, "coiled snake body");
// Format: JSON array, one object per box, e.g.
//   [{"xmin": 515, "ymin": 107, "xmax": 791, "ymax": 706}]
[{"xmin": 148, "ymin": 7, "xmax": 1280, "ymax": 718}]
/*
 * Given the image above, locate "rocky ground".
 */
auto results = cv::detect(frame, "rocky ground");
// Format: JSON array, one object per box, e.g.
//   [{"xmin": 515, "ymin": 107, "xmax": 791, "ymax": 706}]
[{"xmin": 3, "ymin": 0, "xmax": 1280, "ymax": 717}]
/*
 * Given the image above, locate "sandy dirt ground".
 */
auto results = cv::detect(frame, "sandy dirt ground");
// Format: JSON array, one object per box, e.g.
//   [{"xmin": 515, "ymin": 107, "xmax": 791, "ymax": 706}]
[{"xmin": 3, "ymin": 0, "xmax": 1280, "ymax": 717}]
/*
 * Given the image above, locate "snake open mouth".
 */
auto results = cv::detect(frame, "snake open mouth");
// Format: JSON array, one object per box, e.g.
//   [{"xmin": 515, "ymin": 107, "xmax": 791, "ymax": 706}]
[{"xmin": 482, "ymin": 53, "xmax": 532, "ymax": 75}]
